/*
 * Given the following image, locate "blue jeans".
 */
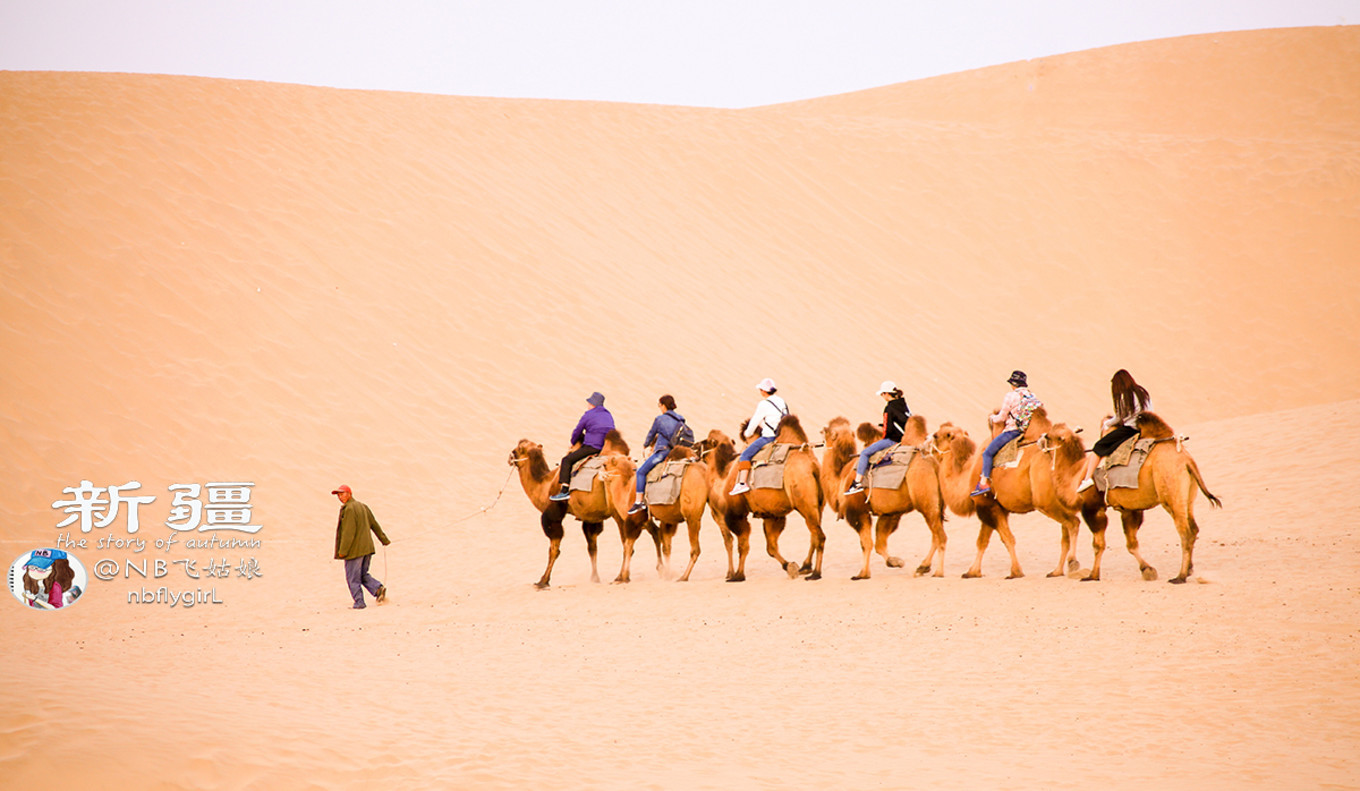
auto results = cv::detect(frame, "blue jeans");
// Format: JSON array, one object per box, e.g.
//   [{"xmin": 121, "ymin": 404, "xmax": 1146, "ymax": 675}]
[
  {"xmin": 981, "ymin": 429, "xmax": 1023, "ymax": 479},
  {"xmin": 344, "ymin": 554, "xmax": 382, "ymax": 608},
  {"xmin": 636, "ymin": 447, "xmax": 670, "ymax": 493},
  {"xmin": 856, "ymin": 438, "xmax": 897, "ymax": 478},
  {"xmin": 738, "ymin": 435, "xmax": 774, "ymax": 463}
]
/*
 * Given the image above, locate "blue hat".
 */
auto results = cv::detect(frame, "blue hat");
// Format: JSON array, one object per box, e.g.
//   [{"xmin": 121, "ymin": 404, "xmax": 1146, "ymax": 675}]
[
  {"xmin": 24, "ymin": 548, "xmax": 68, "ymax": 570},
  {"xmin": 586, "ymin": 392, "xmax": 605, "ymax": 407},
  {"xmin": 1007, "ymin": 370, "xmax": 1028, "ymax": 387}
]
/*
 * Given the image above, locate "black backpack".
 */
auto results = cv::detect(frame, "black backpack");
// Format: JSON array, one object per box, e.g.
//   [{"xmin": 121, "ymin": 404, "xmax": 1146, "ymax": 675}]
[{"xmin": 669, "ymin": 417, "xmax": 695, "ymax": 448}]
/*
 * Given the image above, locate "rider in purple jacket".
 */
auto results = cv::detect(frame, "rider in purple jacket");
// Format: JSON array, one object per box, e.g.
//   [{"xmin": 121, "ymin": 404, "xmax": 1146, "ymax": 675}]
[{"xmin": 550, "ymin": 392, "xmax": 616, "ymax": 501}]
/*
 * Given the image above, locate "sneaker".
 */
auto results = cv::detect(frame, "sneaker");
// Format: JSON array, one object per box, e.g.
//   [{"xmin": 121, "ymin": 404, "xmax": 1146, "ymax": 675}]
[
  {"xmin": 969, "ymin": 484, "xmax": 992, "ymax": 498},
  {"xmin": 375, "ymin": 585, "xmax": 387, "ymax": 603},
  {"xmin": 351, "ymin": 604, "xmax": 366, "ymax": 610},
  {"xmin": 1077, "ymin": 478, "xmax": 1094, "ymax": 493},
  {"xmin": 729, "ymin": 481, "xmax": 751, "ymax": 496},
  {"xmin": 844, "ymin": 481, "xmax": 865, "ymax": 496},
  {"xmin": 548, "ymin": 487, "xmax": 571, "ymax": 502},
  {"xmin": 628, "ymin": 502, "xmax": 648, "ymax": 515}
]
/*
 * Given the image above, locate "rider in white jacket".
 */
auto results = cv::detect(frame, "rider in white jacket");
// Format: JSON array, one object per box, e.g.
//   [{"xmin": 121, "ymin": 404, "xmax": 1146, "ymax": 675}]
[{"xmin": 729, "ymin": 378, "xmax": 789, "ymax": 495}]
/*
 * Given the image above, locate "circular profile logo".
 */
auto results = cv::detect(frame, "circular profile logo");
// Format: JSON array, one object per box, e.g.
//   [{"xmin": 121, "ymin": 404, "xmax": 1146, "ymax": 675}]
[{"xmin": 8, "ymin": 548, "xmax": 88, "ymax": 611}]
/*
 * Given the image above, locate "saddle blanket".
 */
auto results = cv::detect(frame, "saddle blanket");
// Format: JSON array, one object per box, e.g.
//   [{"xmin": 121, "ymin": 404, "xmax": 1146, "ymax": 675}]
[
  {"xmin": 865, "ymin": 444, "xmax": 919, "ymax": 490},
  {"xmin": 568, "ymin": 455, "xmax": 610, "ymax": 492},
  {"xmin": 644, "ymin": 460, "xmax": 693, "ymax": 506},
  {"xmin": 1095, "ymin": 437, "xmax": 1157, "ymax": 492},
  {"xmin": 994, "ymin": 435, "xmax": 1024, "ymax": 468},
  {"xmin": 751, "ymin": 443, "xmax": 798, "ymax": 490}
]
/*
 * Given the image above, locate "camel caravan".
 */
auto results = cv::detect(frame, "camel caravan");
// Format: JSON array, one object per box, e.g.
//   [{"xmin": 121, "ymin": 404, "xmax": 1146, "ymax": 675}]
[{"xmin": 508, "ymin": 372, "xmax": 1220, "ymax": 587}]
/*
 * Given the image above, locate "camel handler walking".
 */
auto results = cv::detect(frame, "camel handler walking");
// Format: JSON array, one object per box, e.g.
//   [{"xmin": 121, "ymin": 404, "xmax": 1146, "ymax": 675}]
[{"xmin": 332, "ymin": 484, "xmax": 391, "ymax": 609}]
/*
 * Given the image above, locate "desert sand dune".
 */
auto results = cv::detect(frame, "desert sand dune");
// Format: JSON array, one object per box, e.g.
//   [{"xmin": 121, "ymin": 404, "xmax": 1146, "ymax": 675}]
[{"xmin": 1, "ymin": 26, "xmax": 1358, "ymax": 789}]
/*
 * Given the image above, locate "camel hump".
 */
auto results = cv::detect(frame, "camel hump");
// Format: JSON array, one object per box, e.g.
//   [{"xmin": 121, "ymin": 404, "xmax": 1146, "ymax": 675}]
[
  {"xmin": 902, "ymin": 414, "xmax": 928, "ymax": 445},
  {"xmin": 602, "ymin": 428, "xmax": 630, "ymax": 455},
  {"xmin": 1136, "ymin": 411, "xmax": 1175, "ymax": 439},
  {"xmin": 775, "ymin": 414, "xmax": 809, "ymax": 443}
]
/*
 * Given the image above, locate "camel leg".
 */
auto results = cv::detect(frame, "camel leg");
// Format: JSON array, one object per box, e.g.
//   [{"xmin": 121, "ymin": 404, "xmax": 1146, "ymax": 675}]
[
  {"xmin": 649, "ymin": 521, "xmax": 667, "ymax": 579},
  {"xmin": 583, "ymin": 520, "xmax": 604, "ymax": 583},
  {"xmin": 1120, "ymin": 509, "xmax": 1157, "ymax": 581},
  {"xmin": 850, "ymin": 511, "xmax": 874, "ymax": 580},
  {"xmin": 732, "ymin": 516, "xmax": 752, "ymax": 582},
  {"xmin": 762, "ymin": 516, "xmax": 800, "ymax": 578},
  {"xmin": 873, "ymin": 513, "xmax": 907, "ymax": 571},
  {"xmin": 1169, "ymin": 501, "xmax": 1197, "ymax": 584},
  {"xmin": 718, "ymin": 514, "xmax": 737, "ymax": 581},
  {"xmin": 1081, "ymin": 499, "xmax": 1109, "ymax": 581},
  {"xmin": 1044, "ymin": 510, "xmax": 1081, "ymax": 578},
  {"xmin": 677, "ymin": 515, "xmax": 703, "ymax": 582},
  {"xmin": 965, "ymin": 506, "xmax": 1023, "ymax": 579},
  {"xmin": 915, "ymin": 508, "xmax": 947, "ymax": 578},
  {"xmin": 963, "ymin": 520, "xmax": 990, "ymax": 579},
  {"xmin": 536, "ymin": 512, "xmax": 565, "ymax": 588},
  {"xmin": 994, "ymin": 512, "xmax": 1023, "ymax": 579},
  {"xmin": 803, "ymin": 509, "xmax": 826, "ymax": 581},
  {"xmin": 658, "ymin": 522, "xmax": 676, "ymax": 580}
]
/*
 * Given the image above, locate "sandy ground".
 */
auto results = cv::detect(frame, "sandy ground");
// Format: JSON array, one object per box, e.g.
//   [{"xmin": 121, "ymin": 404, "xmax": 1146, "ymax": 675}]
[{"xmin": 2, "ymin": 26, "xmax": 1359, "ymax": 790}]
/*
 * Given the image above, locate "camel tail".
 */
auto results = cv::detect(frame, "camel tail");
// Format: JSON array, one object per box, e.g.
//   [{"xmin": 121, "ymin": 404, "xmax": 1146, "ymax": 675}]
[{"xmin": 1188, "ymin": 458, "xmax": 1222, "ymax": 509}]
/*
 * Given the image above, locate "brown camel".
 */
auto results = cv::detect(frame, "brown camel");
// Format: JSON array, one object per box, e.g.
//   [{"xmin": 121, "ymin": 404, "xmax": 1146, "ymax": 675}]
[
  {"xmin": 508, "ymin": 430, "xmax": 650, "ymax": 588},
  {"xmin": 740, "ymin": 415, "xmax": 828, "ymax": 580},
  {"xmin": 641, "ymin": 444, "xmax": 712, "ymax": 582},
  {"xmin": 926, "ymin": 408, "xmax": 1087, "ymax": 579},
  {"xmin": 824, "ymin": 416, "xmax": 948, "ymax": 579},
  {"xmin": 695, "ymin": 430, "xmax": 756, "ymax": 581},
  {"xmin": 1079, "ymin": 412, "xmax": 1222, "ymax": 583}
]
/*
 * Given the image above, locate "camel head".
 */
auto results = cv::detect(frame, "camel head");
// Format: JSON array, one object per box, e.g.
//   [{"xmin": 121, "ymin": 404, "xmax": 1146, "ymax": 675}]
[
  {"xmin": 930, "ymin": 424, "xmax": 973, "ymax": 467},
  {"xmin": 1042, "ymin": 423, "xmax": 1087, "ymax": 468},
  {"xmin": 821, "ymin": 416, "xmax": 851, "ymax": 440},
  {"xmin": 698, "ymin": 430, "xmax": 738, "ymax": 473},
  {"xmin": 509, "ymin": 439, "xmax": 552, "ymax": 481},
  {"xmin": 822, "ymin": 418, "xmax": 857, "ymax": 457}
]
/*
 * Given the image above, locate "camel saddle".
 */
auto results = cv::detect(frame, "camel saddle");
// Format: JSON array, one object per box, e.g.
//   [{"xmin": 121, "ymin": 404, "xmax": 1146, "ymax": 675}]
[
  {"xmin": 644, "ymin": 460, "xmax": 693, "ymax": 506},
  {"xmin": 750, "ymin": 443, "xmax": 797, "ymax": 490},
  {"xmin": 1093, "ymin": 436, "xmax": 1157, "ymax": 492},
  {"xmin": 865, "ymin": 444, "xmax": 919, "ymax": 490},
  {"xmin": 568, "ymin": 455, "xmax": 609, "ymax": 492},
  {"xmin": 993, "ymin": 435, "xmax": 1025, "ymax": 468}
]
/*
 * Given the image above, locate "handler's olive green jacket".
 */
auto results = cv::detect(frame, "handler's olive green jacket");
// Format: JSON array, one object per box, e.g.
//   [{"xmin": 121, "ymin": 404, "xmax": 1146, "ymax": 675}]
[{"xmin": 335, "ymin": 499, "xmax": 391, "ymax": 560}]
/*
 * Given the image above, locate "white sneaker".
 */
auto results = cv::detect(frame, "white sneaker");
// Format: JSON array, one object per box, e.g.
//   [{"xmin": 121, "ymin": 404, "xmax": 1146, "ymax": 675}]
[
  {"xmin": 729, "ymin": 482, "xmax": 751, "ymax": 495},
  {"xmin": 1077, "ymin": 478, "xmax": 1094, "ymax": 493}
]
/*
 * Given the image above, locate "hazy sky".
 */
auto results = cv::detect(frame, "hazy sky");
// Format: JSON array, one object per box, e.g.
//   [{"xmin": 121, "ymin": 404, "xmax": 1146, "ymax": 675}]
[{"xmin": 1, "ymin": 1, "xmax": 1355, "ymax": 107}]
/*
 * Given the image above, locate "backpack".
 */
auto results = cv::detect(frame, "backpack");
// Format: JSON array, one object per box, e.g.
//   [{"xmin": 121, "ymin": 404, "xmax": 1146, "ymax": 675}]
[
  {"xmin": 1012, "ymin": 388, "xmax": 1043, "ymax": 431},
  {"xmin": 668, "ymin": 417, "xmax": 695, "ymax": 448}
]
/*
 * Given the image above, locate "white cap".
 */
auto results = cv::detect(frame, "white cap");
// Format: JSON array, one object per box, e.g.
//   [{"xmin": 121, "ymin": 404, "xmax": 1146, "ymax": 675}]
[
  {"xmin": 757, "ymin": 377, "xmax": 777, "ymax": 392},
  {"xmin": 877, "ymin": 380, "xmax": 897, "ymax": 395}
]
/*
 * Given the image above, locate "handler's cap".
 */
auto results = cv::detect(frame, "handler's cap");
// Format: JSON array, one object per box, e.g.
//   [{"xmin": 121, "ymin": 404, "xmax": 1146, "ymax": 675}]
[
  {"xmin": 586, "ymin": 392, "xmax": 605, "ymax": 407},
  {"xmin": 1007, "ymin": 370, "xmax": 1028, "ymax": 387},
  {"xmin": 757, "ymin": 377, "xmax": 777, "ymax": 392},
  {"xmin": 877, "ymin": 380, "xmax": 897, "ymax": 395},
  {"xmin": 331, "ymin": 484, "xmax": 352, "ymax": 495},
  {"xmin": 24, "ymin": 548, "xmax": 67, "ymax": 570}
]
